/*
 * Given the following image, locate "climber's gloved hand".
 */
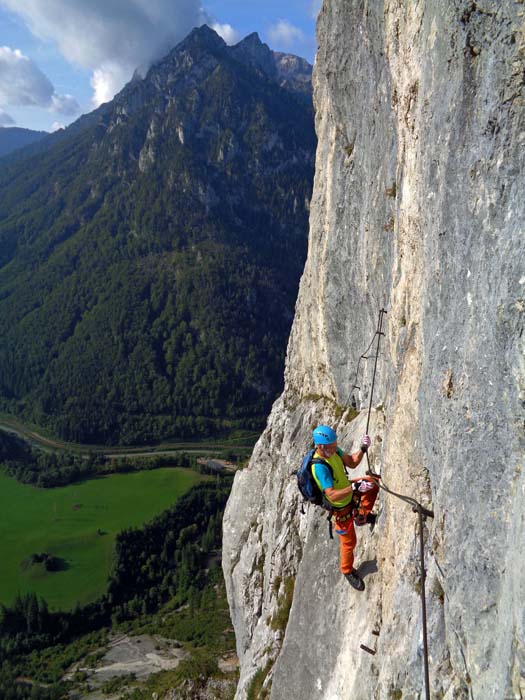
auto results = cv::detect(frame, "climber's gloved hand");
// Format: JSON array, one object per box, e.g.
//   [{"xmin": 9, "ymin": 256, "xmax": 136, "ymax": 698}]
[
  {"xmin": 360, "ymin": 434, "xmax": 371, "ymax": 453},
  {"xmin": 356, "ymin": 480, "xmax": 375, "ymax": 493}
]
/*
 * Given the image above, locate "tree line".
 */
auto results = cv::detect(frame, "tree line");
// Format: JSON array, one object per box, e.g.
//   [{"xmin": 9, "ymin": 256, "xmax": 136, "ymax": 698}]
[{"xmin": 0, "ymin": 431, "xmax": 228, "ymax": 488}]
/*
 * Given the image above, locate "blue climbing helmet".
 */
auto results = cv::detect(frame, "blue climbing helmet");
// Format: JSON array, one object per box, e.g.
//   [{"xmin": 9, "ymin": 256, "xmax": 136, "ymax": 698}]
[{"xmin": 312, "ymin": 425, "xmax": 337, "ymax": 445}]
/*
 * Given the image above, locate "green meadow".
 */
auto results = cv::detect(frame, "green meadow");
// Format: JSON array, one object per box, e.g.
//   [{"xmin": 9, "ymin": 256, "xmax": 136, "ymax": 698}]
[{"xmin": 0, "ymin": 468, "xmax": 205, "ymax": 611}]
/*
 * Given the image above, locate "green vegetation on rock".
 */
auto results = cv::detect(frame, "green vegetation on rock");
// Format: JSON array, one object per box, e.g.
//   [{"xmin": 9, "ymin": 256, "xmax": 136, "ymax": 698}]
[
  {"xmin": 269, "ymin": 576, "xmax": 295, "ymax": 633},
  {"xmin": 246, "ymin": 660, "xmax": 273, "ymax": 700}
]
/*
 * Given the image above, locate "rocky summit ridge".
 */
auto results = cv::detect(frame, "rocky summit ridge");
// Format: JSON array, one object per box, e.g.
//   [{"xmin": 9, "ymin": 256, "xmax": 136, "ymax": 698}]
[
  {"xmin": 126, "ymin": 26, "xmax": 312, "ymax": 107},
  {"xmin": 222, "ymin": 2, "xmax": 525, "ymax": 699}
]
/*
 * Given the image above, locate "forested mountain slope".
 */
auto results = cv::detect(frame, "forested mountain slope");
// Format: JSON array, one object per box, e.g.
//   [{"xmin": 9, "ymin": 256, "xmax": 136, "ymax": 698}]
[
  {"xmin": 0, "ymin": 26, "xmax": 316, "ymax": 445},
  {"xmin": 0, "ymin": 127, "xmax": 48, "ymax": 157}
]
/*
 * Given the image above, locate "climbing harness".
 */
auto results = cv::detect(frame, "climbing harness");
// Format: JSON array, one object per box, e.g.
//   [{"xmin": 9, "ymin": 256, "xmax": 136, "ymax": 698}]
[{"xmin": 354, "ymin": 308, "xmax": 434, "ymax": 700}]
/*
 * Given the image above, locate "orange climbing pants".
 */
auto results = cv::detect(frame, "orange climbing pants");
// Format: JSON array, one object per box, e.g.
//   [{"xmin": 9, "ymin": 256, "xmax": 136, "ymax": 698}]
[{"xmin": 334, "ymin": 477, "xmax": 379, "ymax": 574}]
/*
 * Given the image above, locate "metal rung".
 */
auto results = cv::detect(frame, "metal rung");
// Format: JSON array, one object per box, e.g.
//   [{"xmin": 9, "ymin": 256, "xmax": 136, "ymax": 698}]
[{"xmin": 360, "ymin": 644, "xmax": 376, "ymax": 655}]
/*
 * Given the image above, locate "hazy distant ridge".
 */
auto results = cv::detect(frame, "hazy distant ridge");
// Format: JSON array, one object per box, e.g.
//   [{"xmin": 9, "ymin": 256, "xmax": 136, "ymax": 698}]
[{"xmin": 0, "ymin": 127, "xmax": 48, "ymax": 157}]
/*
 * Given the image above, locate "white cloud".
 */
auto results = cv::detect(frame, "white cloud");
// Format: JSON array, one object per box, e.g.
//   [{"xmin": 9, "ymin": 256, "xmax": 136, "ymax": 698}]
[
  {"xmin": 0, "ymin": 0, "xmax": 210, "ymax": 107},
  {"xmin": 51, "ymin": 120, "xmax": 64, "ymax": 131},
  {"xmin": 267, "ymin": 19, "xmax": 305, "ymax": 49},
  {"xmin": 0, "ymin": 46, "xmax": 54, "ymax": 106},
  {"xmin": 210, "ymin": 22, "xmax": 240, "ymax": 45},
  {"xmin": 90, "ymin": 62, "xmax": 132, "ymax": 107},
  {"xmin": 0, "ymin": 107, "xmax": 15, "ymax": 125},
  {"xmin": 0, "ymin": 45, "xmax": 81, "ymax": 114},
  {"xmin": 51, "ymin": 93, "xmax": 80, "ymax": 115}
]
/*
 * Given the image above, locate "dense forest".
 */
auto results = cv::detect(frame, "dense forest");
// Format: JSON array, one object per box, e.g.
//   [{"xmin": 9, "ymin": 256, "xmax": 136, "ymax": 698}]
[
  {"xmin": 0, "ymin": 27, "xmax": 316, "ymax": 445},
  {"xmin": 0, "ymin": 480, "xmax": 232, "ymax": 698}
]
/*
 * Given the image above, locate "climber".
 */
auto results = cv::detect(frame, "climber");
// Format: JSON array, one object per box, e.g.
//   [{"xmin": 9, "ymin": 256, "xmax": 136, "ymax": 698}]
[{"xmin": 311, "ymin": 425, "xmax": 379, "ymax": 591}]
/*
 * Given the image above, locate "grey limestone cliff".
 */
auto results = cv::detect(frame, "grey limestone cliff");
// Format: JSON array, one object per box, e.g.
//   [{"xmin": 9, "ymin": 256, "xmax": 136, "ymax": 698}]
[{"xmin": 223, "ymin": 1, "xmax": 525, "ymax": 699}]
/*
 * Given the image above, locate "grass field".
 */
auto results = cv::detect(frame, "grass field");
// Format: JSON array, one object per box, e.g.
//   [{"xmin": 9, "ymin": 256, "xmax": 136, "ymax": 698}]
[{"xmin": 0, "ymin": 467, "xmax": 206, "ymax": 611}]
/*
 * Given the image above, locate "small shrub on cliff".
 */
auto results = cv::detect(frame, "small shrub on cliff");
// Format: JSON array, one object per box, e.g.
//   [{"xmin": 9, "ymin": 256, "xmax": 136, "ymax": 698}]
[
  {"xmin": 389, "ymin": 690, "xmax": 403, "ymax": 700},
  {"xmin": 101, "ymin": 673, "xmax": 136, "ymax": 694},
  {"xmin": 385, "ymin": 181, "xmax": 397, "ymax": 197},
  {"xmin": 269, "ymin": 576, "xmax": 295, "ymax": 633},
  {"xmin": 246, "ymin": 660, "xmax": 273, "ymax": 700}
]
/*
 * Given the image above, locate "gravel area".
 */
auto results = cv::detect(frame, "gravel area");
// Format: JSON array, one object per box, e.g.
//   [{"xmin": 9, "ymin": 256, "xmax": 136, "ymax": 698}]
[{"xmin": 65, "ymin": 633, "xmax": 187, "ymax": 698}]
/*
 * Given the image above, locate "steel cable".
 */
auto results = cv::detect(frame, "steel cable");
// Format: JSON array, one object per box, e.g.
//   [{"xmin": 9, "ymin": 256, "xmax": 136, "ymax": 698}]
[{"xmin": 355, "ymin": 308, "xmax": 434, "ymax": 700}]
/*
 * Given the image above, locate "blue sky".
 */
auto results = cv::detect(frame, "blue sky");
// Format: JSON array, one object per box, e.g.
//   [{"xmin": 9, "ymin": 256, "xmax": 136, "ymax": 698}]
[{"xmin": 0, "ymin": 0, "xmax": 320, "ymax": 132}]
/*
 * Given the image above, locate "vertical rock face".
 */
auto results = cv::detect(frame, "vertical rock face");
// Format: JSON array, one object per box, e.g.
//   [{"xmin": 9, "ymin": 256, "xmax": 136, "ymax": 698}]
[{"xmin": 223, "ymin": 2, "xmax": 525, "ymax": 699}]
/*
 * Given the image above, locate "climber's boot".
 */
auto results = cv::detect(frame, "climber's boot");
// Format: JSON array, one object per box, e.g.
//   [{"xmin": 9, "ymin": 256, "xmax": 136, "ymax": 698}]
[
  {"xmin": 344, "ymin": 569, "xmax": 365, "ymax": 591},
  {"xmin": 355, "ymin": 513, "xmax": 376, "ymax": 529}
]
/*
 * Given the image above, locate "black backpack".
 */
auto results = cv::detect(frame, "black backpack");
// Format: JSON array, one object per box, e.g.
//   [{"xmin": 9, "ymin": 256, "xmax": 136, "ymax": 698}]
[
  {"xmin": 296, "ymin": 448, "xmax": 333, "ymax": 509},
  {"xmin": 296, "ymin": 449, "xmax": 361, "ymax": 539}
]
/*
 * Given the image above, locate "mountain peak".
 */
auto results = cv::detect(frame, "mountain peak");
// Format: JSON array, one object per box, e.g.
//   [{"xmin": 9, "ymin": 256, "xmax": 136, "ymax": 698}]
[
  {"xmin": 230, "ymin": 33, "xmax": 312, "ymax": 97},
  {"xmin": 236, "ymin": 32, "xmax": 264, "ymax": 48},
  {"xmin": 230, "ymin": 32, "xmax": 277, "ymax": 78},
  {"xmin": 185, "ymin": 23, "xmax": 227, "ymax": 50}
]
